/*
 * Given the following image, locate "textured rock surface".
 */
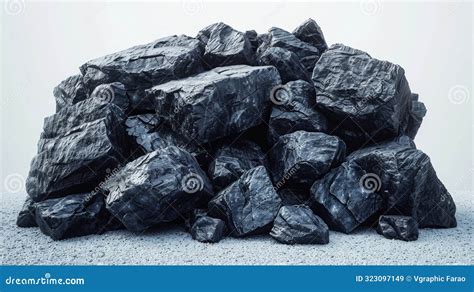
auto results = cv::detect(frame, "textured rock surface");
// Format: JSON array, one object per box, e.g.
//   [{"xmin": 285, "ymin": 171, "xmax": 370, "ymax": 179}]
[
  {"xmin": 270, "ymin": 205, "xmax": 329, "ymax": 244},
  {"xmin": 377, "ymin": 215, "xmax": 419, "ymax": 241},
  {"xmin": 208, "ymin": 166, "xmax": 281, "ymax": 237},
  {"xmin": 406, "ymin": 93, "xmax": 427, "ymax": 139},
  {"xmin": 292, "ymin": 18, "xmax": 328, "ymax": 53},
  {"xmin": 208, "ymin": 140, "xmax": 265, "ymax": 191},
  {"xmin": 103, "ymin": 147, "xmax": 213, "ymax": 232},
  {"xmin": 268, "ymin": 80, "xmax": 329, "ymax": 144},
  {"xmin": 190, "ymin": 216, "xmax": 227, "ymax": 243},
  {"xmin": 149, "ymin": 65, "xmax": 281, "ymax": 144},
  {"xmin": 269, "ymin": 131, "xmax": 346, "ymax": 189},
  {"xmin": 53, "ymin": 74, "xmax": 88, "ymax": 112},
  {"xmin": 16, "ymin": 198, "xmax": 37, "ymax": 228},
  {"xmin": 312, "ymin": 44, "xmax": 412, "ymax": 148},
  {"xmin": 258, "ymin": 47, "xmax": 309, "ymax": 83}
]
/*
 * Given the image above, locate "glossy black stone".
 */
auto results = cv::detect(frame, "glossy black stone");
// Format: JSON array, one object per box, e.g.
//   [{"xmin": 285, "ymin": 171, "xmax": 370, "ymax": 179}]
[
  {"xmin": 16, "ymin": 197, "xmax": 37, "ymax": 228},
  {"xmin": 377, "ymin": 215, "xmax": 419, "ymax": 241},
  {"xmin": 53, "ymin": 74, "xmax": 88, "ymax": 112},
  {"xmin": 258, "ymin": 47, "xmax": 309, "ymax": 83},
  {"xmin": 292, "ymin": 18, "xmax": 328, "ymax": 53},
  {"xmin": 190, "ymin": 216, "xmax": 227, "ymax": 243}
]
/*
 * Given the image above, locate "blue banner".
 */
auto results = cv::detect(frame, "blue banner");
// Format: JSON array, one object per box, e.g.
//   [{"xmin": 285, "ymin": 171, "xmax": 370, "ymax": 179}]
[{"xmin": 1, "ymin": 266, "xmax": 472, "ymax": 291}]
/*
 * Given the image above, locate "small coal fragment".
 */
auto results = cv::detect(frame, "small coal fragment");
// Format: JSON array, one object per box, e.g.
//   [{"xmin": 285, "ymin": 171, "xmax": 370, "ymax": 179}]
[
  {"xmin": 292, "ymin": 18, "xmax": 328, "ymax": 53},
  {"xmin": 258, "ymin": 47, "xmax": 309, "ymax": 83},
  {"xmin": 208, "ymin": 166, "xmax": 281, "ymax": 237},
  {"xmin": 406, "ymin": 93, "xmax": 427, "ymax": 139},
  {"xmin": 103, "ymin": 147, "xmax": 213, "ymax": 232},
  {"xmin": 35, "ymin": 193, "xmax": 114, "ymax": 240},
  {"xmin": 377, "ymin": 215, "xmax": 419, "ymax": 241},
  {"xmin": 270, "ymin": 205, "xmax": 329, "ymax": 244},
  {"xmin": 269, "ymin": 131, "xmax": 346, "ymax": 189},
  {"xmin": 190, "ymin": 216, "xmax": 226, "ymax": 243},
  {"xmin": 53, "ymin": 74, "xmax": 88, "ymax": 112},
  {"xmin": 184, "ymin": 209, "xmax": 208, "ymax": 232},
  {"xmin": 245, "ymin": 30, "xmax": 259, "ymax": 51},
  {"xmin": 16, "ymin": 197, "xmax": 37, "ymax": 228},
  {"xmin": 208, "ymin": 140, "xmax": 266, "ymax": 191}
]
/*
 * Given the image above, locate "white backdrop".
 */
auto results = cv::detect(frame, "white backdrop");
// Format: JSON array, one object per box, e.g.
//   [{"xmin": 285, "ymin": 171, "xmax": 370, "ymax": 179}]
[{"xmin": 1, "ymin": 0, "xmax": 472, "ymax": 198}]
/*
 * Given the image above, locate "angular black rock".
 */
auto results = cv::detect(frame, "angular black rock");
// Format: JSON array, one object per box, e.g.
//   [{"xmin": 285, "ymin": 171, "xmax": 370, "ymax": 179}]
[
  {"xmin": 53, "ymin": 74, "xmax": 88, "ymax": 112},
  {"xmin": 200, "ymin": 22, "xmax": 254, "ymax": 67},
  {"xmin": 26, "ymin": 111, "xmax": 131, "ymax": 202},
  {"xmin": 148, "ymin": 65, "xmax": 281, "ymax": 144},
  {"xmin": 244, "ymin": 30, "xmax": 259, "ymax": 51},
  {"xmin": 376, "ymin": 215, "xmax": 419, "ymax": 241},
  {"xmin": 258, "ymin": 47, "xmax": 309, "ymax": 83},
  {"xmin": 292, "ymin": 18, "xmax": 328, "ymax": 54},
  {"xmin": 269, "ymin": 131, "xmax": 346, "ymax": 189},
  {"xmin": 258, "ymin": 27, "xmax": 320, "ymax": 73},
  {"xmin": 267, "ymin": 80, "xmax": 329, "ymax": 144},
  {"xmin": 406, "ymin": 93, "xmax": 427, "ymax": 139},
  {"xmin": 190, "ymin": 216, "xmax": 227, "ymax": 243},
  {"xmin": 208, "ymin": 140, "xmax": 265, "ymax": 192},
  {"xmin": 16, "ymin": 197, "xmax": 37, "ymax": 228},
  {"xmin": 103, "ymin": 147, "xmax": 213, "ymax": 232},
  {"xmin": 208, "ymin": 166, "xmax": 282, "ymax": 237},
  {"xmin": 312, "ymin": 44, "xmax": 412, "ymax": 148},
  {"xmin": 270, "ymin": 205, "xmax": 329, "ymax": 244},
  {"xmin": 80, "ymin": 35, "xmax": 204, "ymax": 91},
  {"xmin": 184, "ymin": 208, "xmax": 208, "ymax": 232},
  {"xmin": 35, "ymin": 193, "xmax": 114, "ymax": 240}
]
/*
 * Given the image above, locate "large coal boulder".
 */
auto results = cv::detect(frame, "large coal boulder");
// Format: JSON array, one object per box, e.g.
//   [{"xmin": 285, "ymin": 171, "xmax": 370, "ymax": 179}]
[
  {"xmin": 148, "ymin": 65, "xmax": 281, "ymax": 144},
  {"xmin": 257, "ymin": 47, "xmax": 309, "ymax": 83},
  {"xmin": 208, "ymin": 166, "xmax": 281, "ymax": 237},
  {"xmin": 26, "ymin": 111, "xmax": 131, "ymax": 202},
  {"xmin": 292, "ymin": 18, "xmax": 328, "ymax": 53},
  {"xmin": 80, "ymin": 35, "xmax": 204, "ymax": 92},
  {"xmin": 377, "ymin": 215, "xmax": 419, "ymax": 241},
  {"xmin": 103, "ymin": 147, "xmax": 213, "ymax": 232},
  {"xmin": 208, "ymin": 140, "xmax": 266, "ymax": 192},
  {"xmin": 312, "ymin": 44, "xmax": 413, "ymax": 148},
  {"xmin": 269, "ymin": 131, "xmax": 346, "ymax": 189},
  {"xmin": 270, "ymin": 205, "xmax": 329, "ymax": 244},
  {"xmin": 35, "ymin": 193, "xmax": 115, "ymax": 240},
  {"xmin": 267, "ymin": 80, "xmax": 329, "ymax": 144},
  {"xmin": 16, "ymin": 198, "xmax": 37, "ymax": 228},
  {"xmin": 190, "ymin": 216, "xmax": 227, "ymax": 243},
  {"xmin": 53, "ymin": 74, "xmax": 88, "ymax": 112}
]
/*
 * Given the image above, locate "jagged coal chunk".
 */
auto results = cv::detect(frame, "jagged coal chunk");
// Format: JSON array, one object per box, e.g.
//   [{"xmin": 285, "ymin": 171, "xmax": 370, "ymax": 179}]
[
  {"xmin": 312, "ymin": 44, "xmax": 412, "ymax": 148},
  {"xmin": 406, "ymin": 93, "xmax": 427, "ymax": 139},
  {"xmin": 103, "ymin": 147, "xmax": 213, "ymax": 232},
  {"xmin": 245, "ymin": 30, "xmax": 259, "ymax": 51},
  {"xmin": 270, "ymin": 205, "xmax": 329, "ymax": 244},
  {"xmin": 53, "ymin": 75, "xmax": 88, "ymax": 112},
  {"xmin": 190, "ymin": 216, "xmax": 226, "ymax": 243},
  {"xmin": 80, "ymin": 35, "xmax": 204, "ymax": 91},
  {"xmin": 149, "ymin": 65, "xmax": 281, "ymax": 144},
  {"xmin": 16, "ymin": 197, "xmax": 37, "ymax": 227},
  {"xmin": 26, "ymin": 111, "xmax": 130, "ymax": 202},
  {"xmin": 292, "ymin": 18, "xmax": 328, "ymax": 53},
  {"xmin": 377, "ymin": 215, "xmax": 419, "ymax": 241},
  {"xmin": 208, "ymin": 140, "xmax": 265, "ymax": 191},
  {"xmin": 201, "ymin": 22, "xmax": 254, "ymax": 67},
  {"xmin": 35, "ymin": 193, "xmax": 114, "ymax": 240},
  {"xmin": 269, "ymin": 131, "xmax": 346, "ymax": 189},
  {"xmin": 268, "ymin": 80, "xmax": 328, "ymax": 144},
  {"xmin": 258, "ymin": 27, "xmax": 320, "ymax": 73},
  {"xmin": 184, "ymin": 208, "xmax": 208, "ymax": 232},
  {"xmin": 208, "ymin": 166, "xmax": 281, "ymax": 237},
  {"xmin": 258, "ymin": 47, "xmax": 309, "ymax": 83}
]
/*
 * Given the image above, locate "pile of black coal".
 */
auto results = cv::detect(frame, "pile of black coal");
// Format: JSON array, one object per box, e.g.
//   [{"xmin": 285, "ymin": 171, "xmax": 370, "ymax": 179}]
[{"xmin": 19, "ymin": 19, "xmax": 456, "ymax": 244}]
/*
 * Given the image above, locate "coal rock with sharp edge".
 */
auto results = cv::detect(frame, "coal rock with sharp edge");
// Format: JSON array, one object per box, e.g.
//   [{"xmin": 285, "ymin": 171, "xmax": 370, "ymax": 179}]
[
  {"xmin": 16, "ymin": 197, "xmax": 37, "ymax": 228},
  {"xmin": 53, "ymin": 74, "xmax": 88, "ymax": 112},
  {"xmin": 292, "ymin": 18, "xmax": 328, "ymax": 53},
  {"xmin": 257, "ymin": 47, "xmax": 309, "ymax": 83},
  {"xmin": 190, "ymin": 216, "xmax": 227, "ymax": 243},
  {"xmin": 377, "ymin": 215, "xmax": 419, "ymax": 241}
]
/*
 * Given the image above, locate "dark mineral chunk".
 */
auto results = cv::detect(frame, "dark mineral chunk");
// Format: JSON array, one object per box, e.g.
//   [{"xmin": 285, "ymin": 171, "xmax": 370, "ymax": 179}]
[
  {"xmin": 26, "ymin": 111, "xmax": 130, "ymax": 202},
  {"xmin": 208, "ymin": 166, "xmax": 281, "ymax": 237},
  {"xmin": 80, "ymin": 35, "xmax": 204, "ymax": 91},
  {"xmin": 267, "ymin": 80, "xmax": 328, "ymax": 144},
  {"xmin": 16, "ymin": 197, "xmax": 37, "ymax": 227},
  {"xmin": 406, "ymin": 93, "xmax": 427, "ymax": 139},
  {"xmin": 377, "ymin": 215, "xmax": 419, "ymax": 241},
  {"xmin": 208, "ymin": 140, "xmax": 266, "ymax": 191},
  {"xmin": 244, "ymin": 30, "xmax": 259, "ymax": 51},
  {"xmin": 312, "ymin": 44, "xmax": 412, "ymax": 148},
  {"xmin": 53, "ymin": 74, "xmax": 88, "ymax": 112},
  {"xmin": 292, "ymin": 18, "xmax": 328, "ymax": 53},
  {"xmin": 184, "ymin": 208, "xmax": 208, "ymax": 232},
  {"xmin": 190, "ymin": 216, "xmax": 226, "ymax": 243},
  {"xmin": 103, "ymin": 147, "xmax": 213, "ymax": 232},
  {"xmin": 269, "ymin": 131, "xmax": 346, "ymax": 189},
  {"xmin": 35, "ymin": 193, "xmax": 114, "ymax": 240},
  {"xmin": 258, "ymin": 47, "xmax": 309, "ymax": 83},
  {"xmin": 277, "ymin": 189, "xmax": 309, "ymax": 206},
  {"xmin": 270, "ymin": 205, "xmax": 329, "ymax": 244},
  {"xmin": 149, "ymin": 65, "xmax": 281, "ymax": 144}
]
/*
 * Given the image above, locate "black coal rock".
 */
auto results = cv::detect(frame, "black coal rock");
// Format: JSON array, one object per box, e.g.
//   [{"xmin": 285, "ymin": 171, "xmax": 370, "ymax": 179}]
[
  {"xmin": 270, "ymin": 205, "xmax": 329, "ymax": 244},
  {"xmin": 406, "ymin": 93, "xmax": 427, "ymax": 139},
  {"xmin": 208, "ymin": 166, "xmax": 281, "ymax": 237},
  {"xmin": 149, "ymin": 65, "xmax": 281, "ymax": 144},
  {"xmin": 377, "ymin": 215, "xmax": 419, "ymax": 241},
  {"xmin": 103, "ymin": 147, "xmax": 213, "ymax": 232},
  {"xmin": 258, "ymin": 47, "xmax": 309, "ymax": 83},
  {"xmin": 16, "ymin": 197, "xmax": 37, "ymax": 228},
  {"xmin": 244, "ymin": 30, "xmax": 259, "ymax": 51},
  {"xmin": 292, "ymin": 18, "xmax": 328, "ymax": 53},
  {"xmin": 269, "ymin": 131, "xmax": 346, "ymax": 189},
  {"xmin": 35, "ymin": 193, "xmax": 114, "ymax": 240},
  {"xmin": 53, "ymin": 75, "xmax": 88, "ymax": 112},
  {"xmin": 184, "ymin": 208, "xmax": 208, "ymax": 232},
  {"xmin": 208, "ymin": 140, "xmax": 266, "ymax": 192},
  {"xmin": 277, "ymin": 189, "xmax": 309, "ymax": 206},
  {"xmin": 190, "ymin": 216, "xmax": 227, "ymax": 243}
]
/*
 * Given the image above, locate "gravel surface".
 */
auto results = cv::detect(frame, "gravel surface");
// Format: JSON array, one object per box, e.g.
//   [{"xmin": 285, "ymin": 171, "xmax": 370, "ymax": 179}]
[{"xmin": 1, "ymin": 192, "xmax": 472, "ymax": 265}]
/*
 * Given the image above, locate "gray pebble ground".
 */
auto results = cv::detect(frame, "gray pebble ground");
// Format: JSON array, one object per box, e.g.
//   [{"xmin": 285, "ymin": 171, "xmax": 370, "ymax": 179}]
[{"xmin": 1, "ymin": 192, "xmax": 472, "ymax": 265}]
